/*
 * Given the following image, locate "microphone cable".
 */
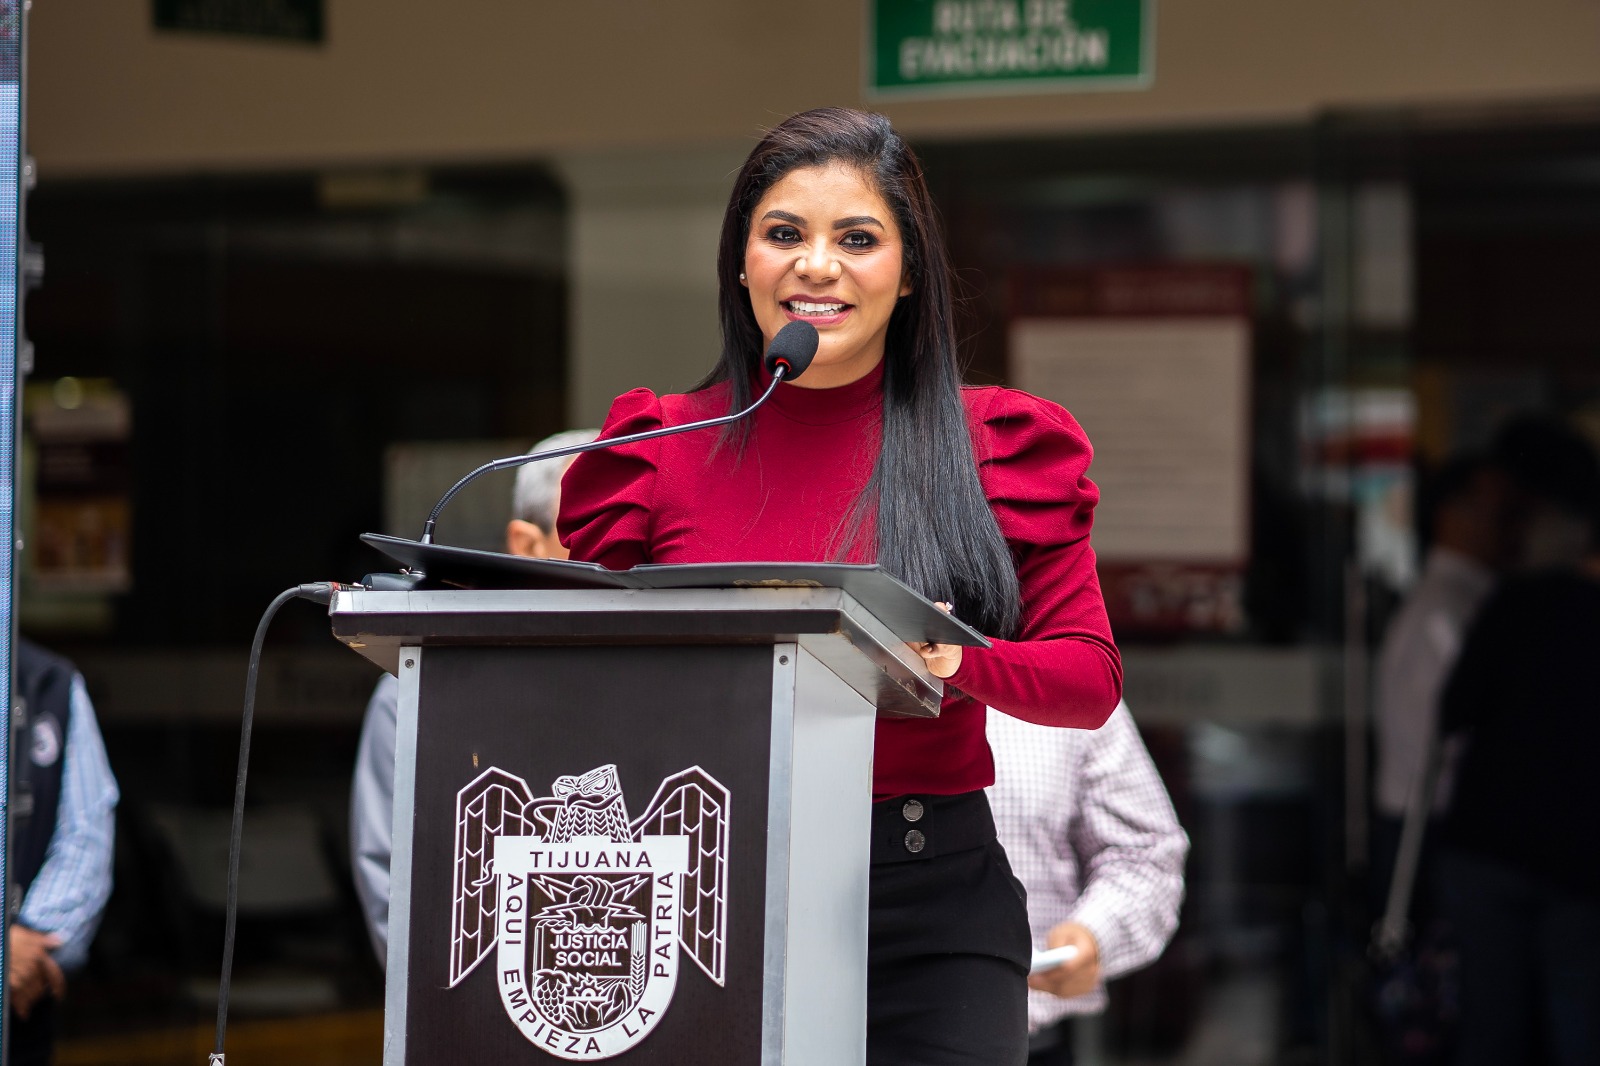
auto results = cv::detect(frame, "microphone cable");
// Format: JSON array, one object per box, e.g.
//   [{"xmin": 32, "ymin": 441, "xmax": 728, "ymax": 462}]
[{"xmin": 210, "ymin": 581, "xmax": 359, "ymax": 1066}]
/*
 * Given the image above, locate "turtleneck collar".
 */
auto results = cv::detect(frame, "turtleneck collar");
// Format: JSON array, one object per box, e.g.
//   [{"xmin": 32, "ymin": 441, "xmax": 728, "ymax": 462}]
[{"xmin": 762, "ymin": 358, "xmax": 885, "ymax": 427}]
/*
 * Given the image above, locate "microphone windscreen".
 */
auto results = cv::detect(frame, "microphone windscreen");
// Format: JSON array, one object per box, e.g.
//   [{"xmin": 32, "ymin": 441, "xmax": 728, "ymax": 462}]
[{"xmin": 762, "ymin": 321, "xmax": 820, "ymax": 380}]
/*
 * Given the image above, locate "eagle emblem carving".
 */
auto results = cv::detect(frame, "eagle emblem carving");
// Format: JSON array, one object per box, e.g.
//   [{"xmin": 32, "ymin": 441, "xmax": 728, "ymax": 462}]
[{"xmin": 447, "ymin": 763, "xmax": 731, "ymax": 1060}]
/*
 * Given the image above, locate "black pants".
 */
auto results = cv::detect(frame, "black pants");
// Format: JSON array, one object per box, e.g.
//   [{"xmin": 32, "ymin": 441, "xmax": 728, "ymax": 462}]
[
  {"xmin": 867, "ymin": 792, "xmax": 1032, "ymax": 1066},
  {"xmin": 1437, "ymin": 848, "xmax": 1600, "ymax": 1066}
]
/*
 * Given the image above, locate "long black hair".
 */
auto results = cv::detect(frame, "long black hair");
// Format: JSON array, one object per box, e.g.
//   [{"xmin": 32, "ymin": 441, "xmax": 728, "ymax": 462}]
[{"xmin": 701, "ymin": 108, "xmax": 1021, "ymax": 639}]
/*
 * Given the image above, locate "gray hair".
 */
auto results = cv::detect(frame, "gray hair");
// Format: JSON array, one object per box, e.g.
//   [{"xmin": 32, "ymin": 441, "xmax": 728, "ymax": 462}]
[{"xmin": 511, "ymin": 428, "xmax": 600, "ymax": 531}]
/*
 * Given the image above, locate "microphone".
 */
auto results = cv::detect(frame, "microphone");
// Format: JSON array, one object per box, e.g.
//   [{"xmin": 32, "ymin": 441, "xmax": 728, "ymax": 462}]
[
  {"xmin": 763, "ymin": 318, "xmax": 819, "ymax": 380},
  {"xmin": 417, "ymin": 321, "xmax": 819, "ymax": 544}
]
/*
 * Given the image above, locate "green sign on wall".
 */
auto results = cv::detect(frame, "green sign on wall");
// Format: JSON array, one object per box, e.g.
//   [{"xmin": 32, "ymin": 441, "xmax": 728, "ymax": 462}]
[{"xmin": 869, "ymin": 0, "xmax": 1151, "ymax": 97}]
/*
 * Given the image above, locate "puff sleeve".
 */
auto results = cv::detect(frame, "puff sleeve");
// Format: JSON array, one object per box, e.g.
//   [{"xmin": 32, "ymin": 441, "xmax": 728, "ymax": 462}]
[
  {"xmin": 949, "ymin": 388, "xmax": 1122, "ymax": 729},
  {"xmin": 558, "ymin": 388, "xmax": 663, "ymax": 571}
]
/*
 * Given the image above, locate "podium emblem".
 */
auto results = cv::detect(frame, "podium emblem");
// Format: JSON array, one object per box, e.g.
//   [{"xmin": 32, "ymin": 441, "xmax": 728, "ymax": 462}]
[{"xmin": 448, "ymin": 763, "xmax": 730, "ymax": 1060}]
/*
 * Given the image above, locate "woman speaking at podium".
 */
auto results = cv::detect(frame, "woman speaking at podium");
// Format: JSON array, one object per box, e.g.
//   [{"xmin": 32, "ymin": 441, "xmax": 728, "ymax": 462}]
[{"xmin": 560, "ymin": 107, "xmax": 1121, "ymax": 1065}]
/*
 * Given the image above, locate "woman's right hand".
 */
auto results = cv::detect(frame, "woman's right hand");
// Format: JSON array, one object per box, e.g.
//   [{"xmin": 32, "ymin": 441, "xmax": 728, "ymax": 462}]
[{"xmin": 911, "ymin": 602, "xmax": 963, "ymax": 678}]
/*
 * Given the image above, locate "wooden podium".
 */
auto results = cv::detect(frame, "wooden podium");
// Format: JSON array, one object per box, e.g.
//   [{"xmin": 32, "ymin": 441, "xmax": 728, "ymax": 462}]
[{"xmin": 330, "ymin": 574, "xmax": 977, "ymax": 1065}]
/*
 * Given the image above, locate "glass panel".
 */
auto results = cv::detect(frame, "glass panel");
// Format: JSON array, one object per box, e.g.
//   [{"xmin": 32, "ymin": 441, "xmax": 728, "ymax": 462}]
[{"xmin": 0, "ymin": 0, "xmax": 26, "ymax": 966}]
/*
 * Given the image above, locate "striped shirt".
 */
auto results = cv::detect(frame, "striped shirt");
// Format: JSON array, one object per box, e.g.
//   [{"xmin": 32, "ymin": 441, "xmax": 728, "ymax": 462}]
[
  {"xmin": 987, "ymin": 701, "xmax": 1187, "ymax": 1029},
  {"xmin": 17, "ymin": 673, "xmax": 119, "ymax": 971}
]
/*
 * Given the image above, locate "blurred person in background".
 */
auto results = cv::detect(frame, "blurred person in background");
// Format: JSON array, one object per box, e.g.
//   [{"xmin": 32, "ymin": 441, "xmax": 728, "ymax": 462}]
[
  {"xmin": 9, "ymin": 639, "xmax": 119, "ymax": 1066},
  {"xmin": 1371, "ymin": 452, "xmax": 1515, "ymax": 899},
  {"xmin": 349, "ymin": 428, "xmax": 596, "ymax": 964},
  {"xmin": 1435, "ymin": 418, "xmax": 1600, "ymax": 1066},
  {"xmin": 1492, "ymin": 415, "xmax": 1600, "ymax": 571},
  {"xmin": 988, "ymin": 701, "xmax": 1187, "ymax": 1066}
]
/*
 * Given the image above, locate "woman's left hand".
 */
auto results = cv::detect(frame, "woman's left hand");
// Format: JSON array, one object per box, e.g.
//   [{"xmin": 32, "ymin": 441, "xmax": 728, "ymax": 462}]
[{"xmin": 912, "ymin": 602, "xmax": 963, "ymax": 679}]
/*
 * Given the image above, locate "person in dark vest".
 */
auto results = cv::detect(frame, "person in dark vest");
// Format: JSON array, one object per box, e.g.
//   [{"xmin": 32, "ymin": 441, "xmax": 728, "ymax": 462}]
[{"xmin": 8, "ymin": 639, "xmax": 119, "ymax": 1066}]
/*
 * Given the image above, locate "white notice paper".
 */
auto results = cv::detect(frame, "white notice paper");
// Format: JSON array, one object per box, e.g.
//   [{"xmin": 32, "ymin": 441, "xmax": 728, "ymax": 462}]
[{"xmin": 1010, "ymin": 317, "xmax": 1250, "ymax": 564}]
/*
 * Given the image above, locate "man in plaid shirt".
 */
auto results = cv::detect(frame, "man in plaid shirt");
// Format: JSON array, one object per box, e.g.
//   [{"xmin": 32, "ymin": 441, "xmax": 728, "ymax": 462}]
[{"xmin": 987, "ymin": 701, "xmax": 1187, "ymax": 1065}]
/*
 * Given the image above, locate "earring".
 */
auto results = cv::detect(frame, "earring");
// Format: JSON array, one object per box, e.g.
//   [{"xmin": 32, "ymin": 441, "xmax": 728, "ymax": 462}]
[{"xmin": 738, "ymin": 272, "xmax": 745, "ymax": 282}]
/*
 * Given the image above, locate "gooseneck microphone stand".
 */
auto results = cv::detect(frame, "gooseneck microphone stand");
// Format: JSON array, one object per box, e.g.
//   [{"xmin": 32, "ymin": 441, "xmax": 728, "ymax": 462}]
[
  {"xmin": 418, "ymin": 319, "xmax": 819, "ymax": 546},
  {"xmin": 420, "ymin": 367, "xmax": 789, "ymax": 545}
]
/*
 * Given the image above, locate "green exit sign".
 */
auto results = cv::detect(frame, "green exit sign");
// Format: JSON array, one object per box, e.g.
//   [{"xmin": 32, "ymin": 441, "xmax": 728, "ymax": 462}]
[{"xmin": 869, "ymin": 0, "xmax": 1152, "ymax": 97}]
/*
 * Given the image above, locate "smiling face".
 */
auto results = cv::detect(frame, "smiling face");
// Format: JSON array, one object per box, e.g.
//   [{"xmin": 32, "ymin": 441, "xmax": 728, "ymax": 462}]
[{"xmin": 741, "ymin": 163, "xmax": 912, "ymax": 389}]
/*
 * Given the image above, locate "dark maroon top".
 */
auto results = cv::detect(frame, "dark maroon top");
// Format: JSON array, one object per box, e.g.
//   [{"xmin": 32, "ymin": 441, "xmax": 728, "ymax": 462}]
[{"xmin": 559, "ymin": 362, "xmax": 1122, "ymax": 796}]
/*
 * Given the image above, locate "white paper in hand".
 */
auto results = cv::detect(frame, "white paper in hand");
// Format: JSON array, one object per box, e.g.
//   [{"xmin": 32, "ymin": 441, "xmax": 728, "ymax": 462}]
[{"xmin": 1029, "ymin": 944, "xmax": 1081, "ymax": 974}]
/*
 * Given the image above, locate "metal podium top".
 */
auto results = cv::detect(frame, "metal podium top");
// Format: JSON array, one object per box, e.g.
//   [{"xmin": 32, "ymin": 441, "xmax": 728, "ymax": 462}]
[{"xmin": 329, "ymin": 586, "xmax": 944, "ymax": 718}]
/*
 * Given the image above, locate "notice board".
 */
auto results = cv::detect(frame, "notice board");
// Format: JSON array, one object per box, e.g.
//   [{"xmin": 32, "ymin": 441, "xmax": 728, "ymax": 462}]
[{"xmin": 1009, "ymin": 265, "xmax": 1251, "ymax": 634}]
